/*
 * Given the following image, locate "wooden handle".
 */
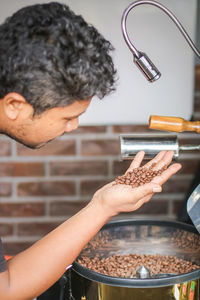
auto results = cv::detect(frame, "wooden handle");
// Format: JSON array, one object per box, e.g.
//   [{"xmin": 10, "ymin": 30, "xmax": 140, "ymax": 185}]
[{"xmin": 149, "ymin": 115, "xmax": 200, "ymax": 133}]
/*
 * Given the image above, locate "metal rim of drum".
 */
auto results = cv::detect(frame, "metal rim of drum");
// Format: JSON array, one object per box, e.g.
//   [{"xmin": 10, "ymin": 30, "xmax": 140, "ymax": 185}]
[{"xmin": 73, "ymin": 219, "xmax": 200, "ymax": 288}]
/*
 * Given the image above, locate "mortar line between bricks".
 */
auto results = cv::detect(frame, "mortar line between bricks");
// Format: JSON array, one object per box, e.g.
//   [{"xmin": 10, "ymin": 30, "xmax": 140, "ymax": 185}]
[
  {"xmin": 2, "ymin": 236, "xmax": 43, "ymax": 242},
  {"xmin": 12, "ymin": 182, "xmax": 18, "ymax": 199},
  {"xmin": 107, "ymin": 125, "xmax": 113, "ymax": 134},
  {"xmin": 0, "ymin": 174, "xmax": 193, "ymax": 182},
  {"xmin": 0, "ymin": 155, "xmax": 121, "ymax": 162},
  {"xmin": 76, "ymin": 180, "xmax": 81, "ymax": 197},
  {"xmin": 0, "ymin": 175, "xmax": 114, "ymax": 182},
  {"xmin": 108, "ymin": 159, "xmax": 113, "ymax": 177},
  {"xmin": 0, "ymin": 194, "xmax": 185, "ymax": 204},
  {"xmin": 44, "ymin": 198, "xmax": 50, "ymax": 216},
  {"xmin": 44, "ymin": 161, "xmax": 49, "ymax": 177},
  {"xmin": 76, "ymin": 138, "xmax": 81, "ymax": 156},
  {"xmin": 0, "ymin": 216, "xmax": 70, "ymax": 223},
  {"xmin": 11, "ymin": 140, "xmax": 17, "ymax": 157},
  {"xmin": 0, "ymin": 152, "xmax": 197, "ymax": 162},
  {"xmin": 0, "ymin": 196, "xmax": 91, "ymax": 202},
  {"xmin": 60, "ymin": 132, "xmax": 122, "ymax": 139},
  {"xmin": 13, "ymin": 223, "xmax": 18, "ymax": 237},
  {"xmin": 168, "ymin": 199, "xmax": 173, "ymax": 215}
]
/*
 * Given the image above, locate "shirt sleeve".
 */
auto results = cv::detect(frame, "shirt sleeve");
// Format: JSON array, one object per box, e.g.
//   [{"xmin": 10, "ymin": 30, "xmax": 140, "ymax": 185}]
[{"xmin": 0, "ymin": 239, "xmax": 7, "ymax": 273}]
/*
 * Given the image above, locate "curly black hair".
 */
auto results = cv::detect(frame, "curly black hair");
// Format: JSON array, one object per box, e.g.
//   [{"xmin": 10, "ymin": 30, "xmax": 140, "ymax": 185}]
[{"xmin": 0, "ymin": 2, "xmax": 116, "ymax": 114}]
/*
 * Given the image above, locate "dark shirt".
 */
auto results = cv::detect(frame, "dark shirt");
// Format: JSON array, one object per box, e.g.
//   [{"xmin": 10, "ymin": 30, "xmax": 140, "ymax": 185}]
[{"xmin": 0, "ymin": 238, "xmax": 7, "ymax": 272}]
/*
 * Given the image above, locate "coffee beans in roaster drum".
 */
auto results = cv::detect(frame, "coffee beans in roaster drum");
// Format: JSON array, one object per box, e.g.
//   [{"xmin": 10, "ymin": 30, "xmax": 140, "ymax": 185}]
[
  {"xmin": 114, "ymin": 163, "xmax": 167, "ymax": 188},
  {"xmin": 78, "ymin": 254, "xmax": 200, "ymax": 278}
]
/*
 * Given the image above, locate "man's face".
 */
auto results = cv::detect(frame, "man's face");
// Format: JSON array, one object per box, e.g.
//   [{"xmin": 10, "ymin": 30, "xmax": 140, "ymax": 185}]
[{"xmin": 5, "ymin": 99, "xmax": 91, "ymax": 149}]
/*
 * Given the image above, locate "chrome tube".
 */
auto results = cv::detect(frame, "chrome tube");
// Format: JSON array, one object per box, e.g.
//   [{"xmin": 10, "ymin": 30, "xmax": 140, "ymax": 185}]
[{"xmin": 120, "ymin": 134, "xmax": 179, "ymax": 160}]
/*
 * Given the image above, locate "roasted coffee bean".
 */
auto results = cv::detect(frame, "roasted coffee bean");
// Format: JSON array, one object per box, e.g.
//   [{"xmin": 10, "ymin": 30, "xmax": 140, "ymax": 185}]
[
  {"xmin": 78, "ymin": 254, "xmax": 200, "ymax": 278},
  {"xmin": 172, "ymin": 230, "xmax": 200, "ymax": 251},
  {"xmin": 114, "ymin": 165, "xmax": 167, "ymax": 188}
]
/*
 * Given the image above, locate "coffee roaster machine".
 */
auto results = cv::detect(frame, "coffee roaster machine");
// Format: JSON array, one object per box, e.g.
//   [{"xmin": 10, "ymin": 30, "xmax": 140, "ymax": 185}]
[{"xmin": 68, "ymin": 219, "xmax": 200, "ymax": 300}]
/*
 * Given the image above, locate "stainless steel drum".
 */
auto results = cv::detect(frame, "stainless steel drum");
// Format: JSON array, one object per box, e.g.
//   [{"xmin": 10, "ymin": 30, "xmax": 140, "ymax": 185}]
[{"xmin": 70, "ymin": 219, "xmax": 200, "ymax": 300}]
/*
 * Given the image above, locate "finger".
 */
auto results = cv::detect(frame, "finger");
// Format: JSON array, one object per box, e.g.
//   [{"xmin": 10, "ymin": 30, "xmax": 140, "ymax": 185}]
[
  {"xmin": 125, "ymin": 151, "xmax": 145, "ymax": 174},
  {"xmin": 153, "ymin": 150, "xmax": 175, "ymax": 171},
  {"xmin": 130, "ymin": 182, "xmax": 162, "ymax": 199},
  {"xmin": 143, "ymin": 151, "xmax": 167, "ymax": 169},
  {"xmin": 151, "ymin": 163, "xmax": 182, "ymax": 185}
]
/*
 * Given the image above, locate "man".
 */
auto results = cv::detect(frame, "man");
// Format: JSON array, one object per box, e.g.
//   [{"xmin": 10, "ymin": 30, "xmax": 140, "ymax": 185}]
[{"xmin": 0, "ymin": 2, "xmax": 181, "ymax": 299}]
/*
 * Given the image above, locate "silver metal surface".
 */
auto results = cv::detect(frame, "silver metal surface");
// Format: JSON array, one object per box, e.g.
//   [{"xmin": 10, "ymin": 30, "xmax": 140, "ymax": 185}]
[
  {"xmin": 120, "ymin": 134, "xmax": 200, "ymax": 160},
  {"xmin": 136, "ymin": 266, "xmax": 151, "ymax": 278},
  {"xmin": 180, "ymin": 145, "xmax": 200, "ymax": 151},
  {"xmin": 121, "ymin": 0, "xmax": 200, "ymax": 82},
  {"xmin": 187, "ymin": 184, "xmax": 200, "ymax": 234},
  {"xmin": 120, "ymin": 134, "xmax": 178, "ymax": 160},
  {"xmin": 135, "ymin": 52, "xmax": 161, "ymax": 82}
]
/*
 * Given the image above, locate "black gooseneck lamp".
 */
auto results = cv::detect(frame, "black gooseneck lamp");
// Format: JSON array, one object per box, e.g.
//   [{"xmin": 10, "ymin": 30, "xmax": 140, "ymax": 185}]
[{"xmin": 121, "ymin": 0, "xmax": 200, "ymax": 82}]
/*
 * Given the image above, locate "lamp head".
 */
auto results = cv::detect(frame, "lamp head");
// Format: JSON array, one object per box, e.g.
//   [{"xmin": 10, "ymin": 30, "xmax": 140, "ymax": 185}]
[
  {"xmin": 122, "ymin": 0, "xmax": 200, "ymax": 83},
  {"xmin": 134, "ymin": 51, "xmax": 161, "ymax": 82}
]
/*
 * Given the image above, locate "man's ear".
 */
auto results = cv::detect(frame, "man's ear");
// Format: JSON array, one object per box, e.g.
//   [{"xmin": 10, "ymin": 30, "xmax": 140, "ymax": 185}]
[{"xmin": 2, "ymin": 93, "xmax": 27, "ymax": 120}]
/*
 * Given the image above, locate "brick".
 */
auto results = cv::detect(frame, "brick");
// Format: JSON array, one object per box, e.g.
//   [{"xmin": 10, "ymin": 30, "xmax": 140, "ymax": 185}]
[
  {"xmin": 195, "ymin": 65, "xmax": 200, "ymax": 91},
  {"xmin": 17, "ymin": 139, "xmax": 76, "ymax": 156},
  {"xmin": 179, "ymin": 137, "xmax": 200, "ymax": 146},
  {"xmin": 192, "ymin": 114, "xmax": 200, "ymax": 121},
  {"xmin": 18, "ymin": 181, "xmax": 75, "ymax": 196},
  {"xmin": 112, "ymin": 125, "xmax": 154, "ymax": 133},
  {"xmin": 50, "ymin": 201, "xmax": 87, "ymax": 216},
  {"xmin": 173, "ymin": 199, "xmax": 187, "ymax": 215},
  {"xmin": 0, "ymin": 140, "xmax": 11, "ymax": 156},
  {"xmin": 0, "ymin": 203, "xmax": 44, "ymax": 217},
  {"xmin": 0, "ymin": 162, "xmax": 45, "ymax": 177},
  {"xmin": 50, "ymin": 161, "xmax": 108, "ymax": 176},
  {"xmin": 162, "ymin": 177, "xmax": 193, "ymax": 193},
  {"xmin": 69, "ymin": 126, "xmax": 106, "ymax": 134},
  {"xmin": 0, "ymin": 224, "xmax": 13, "ymax": 237},
  {"xmin": 17, "ymin": 222, "xmax": 61, "ymax": 236},
  {"xmin": 80, "ymin": 180, "xmax": 108, "ymax": 196},
  {"xmin": 3, "ymin": 241, "xmax": 34, "ymax": 256},
  {"xmin": 178, "ymin": 160, "xmax": 200, "ymax": 175},
  {"xmin": 194, "ymin": 94, "xmax": 200, "ymax": 112},
  {"xmin": 81, "ymin": 139, "xmax": 119, "ymax": 156},
  {"xmin": 112, "ymin": 160, "xmax": 131, "ymax": 176},
  {"xmin": 0, "ymin": 183, "xmax": 11, "ymax": 196}
]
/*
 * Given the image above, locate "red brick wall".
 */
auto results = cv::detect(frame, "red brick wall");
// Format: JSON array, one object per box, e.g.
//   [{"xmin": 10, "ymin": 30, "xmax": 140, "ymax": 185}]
[{"xmin": 1, "ymin": 65, "xmax": 200, "ymax": 255}]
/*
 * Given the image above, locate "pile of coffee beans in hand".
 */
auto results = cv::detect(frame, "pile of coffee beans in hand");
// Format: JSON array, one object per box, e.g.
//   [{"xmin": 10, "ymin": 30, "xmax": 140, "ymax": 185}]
[{"xmin": 114, "ymin": 163, "xmax": 167, "ymax": 188}]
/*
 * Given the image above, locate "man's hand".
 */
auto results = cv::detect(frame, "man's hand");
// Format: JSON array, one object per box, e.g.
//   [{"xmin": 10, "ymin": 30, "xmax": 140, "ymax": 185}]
[{"xmin": 91, "ymin": 150, "xmax": 181, "ymax": 217}]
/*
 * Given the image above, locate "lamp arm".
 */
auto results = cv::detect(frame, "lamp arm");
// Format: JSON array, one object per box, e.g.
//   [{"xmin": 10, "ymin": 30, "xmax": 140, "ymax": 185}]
[{"xmin": 122, "ymin": 0, "xmax": 200, "ymax": 59}]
